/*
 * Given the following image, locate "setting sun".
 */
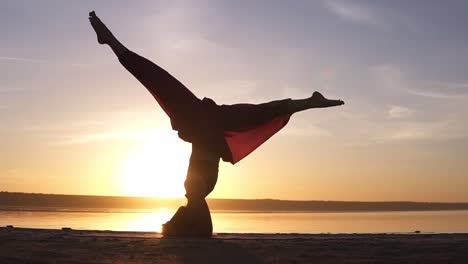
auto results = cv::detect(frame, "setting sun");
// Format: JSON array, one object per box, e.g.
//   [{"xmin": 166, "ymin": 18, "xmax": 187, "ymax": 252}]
[{"xmin": 119, "ymin": 130, "xmax": 191, "ymax": 197}]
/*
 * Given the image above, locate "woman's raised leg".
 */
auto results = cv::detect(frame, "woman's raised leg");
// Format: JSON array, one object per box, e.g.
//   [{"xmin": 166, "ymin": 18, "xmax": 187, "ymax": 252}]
[
  {"xmin": 89, "ymin": 11, "xmax": 201, "ymax": 118},
  {"xmin": 89, "ymin": 11, "xmax": 128, "ymax": 56}
]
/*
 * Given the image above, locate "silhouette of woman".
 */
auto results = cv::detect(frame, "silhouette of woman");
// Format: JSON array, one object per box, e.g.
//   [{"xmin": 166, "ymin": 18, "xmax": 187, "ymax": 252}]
[{"xmin": 89, "ymin": 11, "xmax": 344, "ymax": 237}]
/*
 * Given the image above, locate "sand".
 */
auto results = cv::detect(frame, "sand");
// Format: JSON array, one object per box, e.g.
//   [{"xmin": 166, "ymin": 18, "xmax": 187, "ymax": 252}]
[{"xmin": 1, "ymin": 227, "xmax": 468, "ymax": 263}]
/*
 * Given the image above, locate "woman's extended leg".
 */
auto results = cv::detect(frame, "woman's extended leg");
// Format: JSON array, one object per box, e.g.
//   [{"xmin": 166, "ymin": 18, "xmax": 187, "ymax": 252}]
[
  {"xmin": 89, "ymin": 11, "xmax": 201, "ymax": 118},
  {"xmin": 217, "ymin": 92, "xmax": 344, "ymax": 163},
  {"xmin": 288, "ymin": 91, "xmax": 344, "ymax": 112},
  {"xmin": 220, "ymin": 91, "xmax": 344, "ymax": 131}
]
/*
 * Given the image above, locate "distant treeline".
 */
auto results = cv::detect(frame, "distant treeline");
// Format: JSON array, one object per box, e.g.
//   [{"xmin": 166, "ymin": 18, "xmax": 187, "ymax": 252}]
[{"xmin": 1, "ymin": 192, "xmax": 468, "ymax": 212}]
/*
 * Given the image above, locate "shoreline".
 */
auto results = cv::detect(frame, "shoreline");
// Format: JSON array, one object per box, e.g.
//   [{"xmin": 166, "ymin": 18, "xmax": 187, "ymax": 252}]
[
  {"xmin": 2, "ymin": 227, "xmax": 468, "ymax": 263},
  {"xmin": 3, "ymin": 206, "xmax": 468, "ymax": 214},
  {"xmin": 1, "ymin": 226, "xmax": 464, "ymax": 235},
  {"xmin": 3, "ymin": 192, "xmax": 468, "ymax": 212}
]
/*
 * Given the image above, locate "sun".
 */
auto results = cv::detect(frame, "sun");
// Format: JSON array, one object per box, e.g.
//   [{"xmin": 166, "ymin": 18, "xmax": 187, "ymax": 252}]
[{"xmin": 119, "ymin": 130, "xmax": 191, "ymax": 197}]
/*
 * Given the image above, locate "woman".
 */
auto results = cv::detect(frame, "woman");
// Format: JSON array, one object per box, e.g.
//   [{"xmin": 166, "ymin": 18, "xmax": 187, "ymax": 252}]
[{"xmin": 89, "ymin": 11, "xmax": 344, "ymax": 237}]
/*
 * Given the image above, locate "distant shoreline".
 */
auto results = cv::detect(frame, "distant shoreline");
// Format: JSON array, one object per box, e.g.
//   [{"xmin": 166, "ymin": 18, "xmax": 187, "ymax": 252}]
[
  {"xmin": 2, "ymin": 191, "xmax": 468, "ymax": 212},
  {"xmin": 2, "ymin": 205, "xmax": 468, "ymax": 214}
]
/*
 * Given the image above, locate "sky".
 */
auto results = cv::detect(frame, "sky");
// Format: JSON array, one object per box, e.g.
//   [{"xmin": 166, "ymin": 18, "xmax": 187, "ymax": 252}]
[{"xmin": 1, "ymin": 0, "xmax": 468, "ymax": 202}]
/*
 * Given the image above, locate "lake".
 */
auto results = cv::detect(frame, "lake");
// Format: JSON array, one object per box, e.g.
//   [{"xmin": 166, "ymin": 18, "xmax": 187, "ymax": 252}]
[{"xmin": 2, "ymin": 208, "xmax": 468, "ymax": 233}]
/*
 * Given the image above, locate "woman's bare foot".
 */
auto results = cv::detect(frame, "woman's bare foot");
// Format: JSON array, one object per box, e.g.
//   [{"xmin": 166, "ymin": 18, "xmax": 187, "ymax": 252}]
[
  {"xmin": 309, "ymin": 91, "xmax": 344, "ymax": 108},
  {"xmin": 89, "ymin": 11, "xmax": 115, "ymax": 45}
]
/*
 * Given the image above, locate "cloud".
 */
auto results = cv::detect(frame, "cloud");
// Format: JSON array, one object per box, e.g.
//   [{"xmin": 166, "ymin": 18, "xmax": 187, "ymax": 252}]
[
  {"xmin": 149, "ymin": 3, "xmax": 221, "ymax": 55},
  {"xmin": 284, "ymin": 125, "xmax": 333, "ymax": 137},
  {"xmin": 367, "ymin": 64, "xmax": 468, "ymax": 142},
  {"xmin": 22, "ymin": 120, "xmax": 105, "ymax": 132},
  {"xmin": 386, "ymin": 117, "xmax": 468, "ymax": 141},
  {"xmin": 0, "ymin": 56, "xmax": 45, "ymax": 63},
  {"xmin": 319, "ymin": 67, "xmax": 337, "ymax": 81},
  {"xmin": 0, "ymin": 168, "xmax": 30, "ymax": 183},
  {"xmin": 0, "ymin": 56, "xmax": 90, "ymax": 68},
  {"xmin": 388, "ymin": 105, "xmax": 412, "ymax": 119},
  {"xmin": 323, "ymin": 1, "xmax": 420, "ymax": 32},
  {"xmin": 344, "ymin": 116, "xmax": 468, "ymax": 145},
  {"xmin": 52, "ymin": 128, "xmax": 172, "ymax": 145},
  {"xmin": 0, "ymin": 86, "xmax": 36, "ymax": 93},
  {"xmin": 372, "ymin": 64, "xmax": 468, "ymax": 99},
  {"xmin": 406, "ymin": 82, "xmax": 468, "ymax": 99},
  {"xmin": 324, "ymin": 0, "xmax": 380, "ymax": 26},
  {"xmin": 372, "ymin": 64, "xmax": 404, "ymax": 90}
]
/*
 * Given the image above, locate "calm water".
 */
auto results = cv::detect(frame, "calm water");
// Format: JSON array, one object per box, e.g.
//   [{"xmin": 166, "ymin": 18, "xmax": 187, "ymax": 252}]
[{"xmin": 2, "ymin": 208, "xmax": 468, "ymax": 234}]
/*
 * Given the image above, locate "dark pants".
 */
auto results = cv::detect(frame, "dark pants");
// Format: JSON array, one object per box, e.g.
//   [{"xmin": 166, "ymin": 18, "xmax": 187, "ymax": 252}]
[
  {"xmin": 184, "ymin": 153, "xmax": 219, "ymax": 200},
  {"xmin": 182, "ymin": 145, "xmax": 220, "ymax": 235},
  {"xmin": 118, "ymin": 51, "xmax": 292, "ymax": 133}
]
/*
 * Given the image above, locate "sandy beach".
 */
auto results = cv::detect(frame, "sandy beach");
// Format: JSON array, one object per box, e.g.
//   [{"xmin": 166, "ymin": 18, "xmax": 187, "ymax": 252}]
[{"xmin": 1, "ymin": 227, "xmax": 468, "ymax": 263}]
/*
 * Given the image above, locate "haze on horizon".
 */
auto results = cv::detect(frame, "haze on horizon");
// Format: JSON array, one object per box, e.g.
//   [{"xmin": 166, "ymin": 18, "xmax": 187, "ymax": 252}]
[{"xmin": 1, "ymin": 0, "xmax": 468, "ymax": 202}]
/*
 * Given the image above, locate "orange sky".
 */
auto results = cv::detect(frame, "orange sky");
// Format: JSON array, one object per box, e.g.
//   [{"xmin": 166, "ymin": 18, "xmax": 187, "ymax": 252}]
[{"xmin": 2, "ymin": 1, "xmax": 468, "ymax": 202}]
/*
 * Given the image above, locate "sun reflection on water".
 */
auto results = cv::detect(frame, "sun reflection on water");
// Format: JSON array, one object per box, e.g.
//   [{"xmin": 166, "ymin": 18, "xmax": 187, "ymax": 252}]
[{"xmin": 122, "ymin": 208, "xmax": 174, "ymax": 232}]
